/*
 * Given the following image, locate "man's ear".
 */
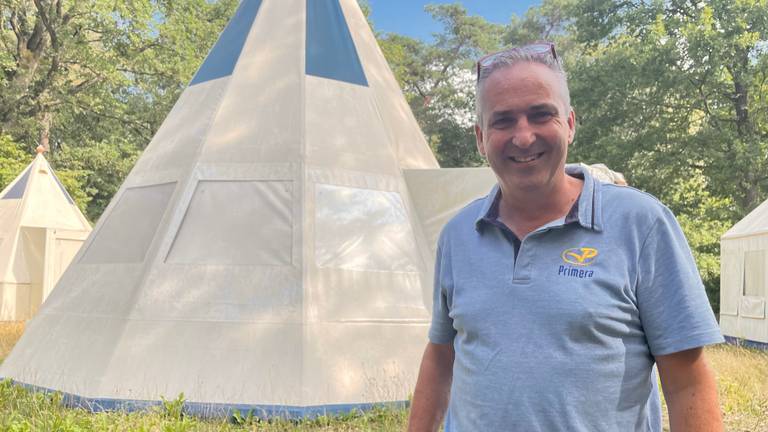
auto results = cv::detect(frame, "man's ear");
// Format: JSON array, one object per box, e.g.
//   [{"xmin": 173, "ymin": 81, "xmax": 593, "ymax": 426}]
[
  {"xmin": 475, "ymin": 124, "xmax": 486, "ymax": 157},
  {"xmin": 567, "ymin": 108, "xmax": 576, "ymax": 145}
]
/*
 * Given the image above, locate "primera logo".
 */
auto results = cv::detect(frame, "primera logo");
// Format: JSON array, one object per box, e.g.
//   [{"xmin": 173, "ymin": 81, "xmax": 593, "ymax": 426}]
[{"xmin": 561, "ymin": 247, "xmax": 598, "ymax": 266}]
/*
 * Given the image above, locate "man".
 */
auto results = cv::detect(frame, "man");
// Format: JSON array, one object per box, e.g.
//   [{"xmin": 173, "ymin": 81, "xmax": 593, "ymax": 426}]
[{"xmin": 407, "ymin": 42, "xmax": 724, "ymax": 431}]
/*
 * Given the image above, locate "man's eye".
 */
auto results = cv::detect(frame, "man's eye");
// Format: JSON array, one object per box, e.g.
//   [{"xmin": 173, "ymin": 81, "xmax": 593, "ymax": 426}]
[
  {"xmin": 529, "ymin": 112, "xmax": 554, "ymax": 122},
  {"xmin": 492, "ymin": 117, "xmax": 515, "ymax": 128}
]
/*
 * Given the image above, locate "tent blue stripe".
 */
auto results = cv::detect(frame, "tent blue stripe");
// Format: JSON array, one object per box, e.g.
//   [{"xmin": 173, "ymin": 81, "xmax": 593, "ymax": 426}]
[
  {"xmin": 1, "ymin": 166, "xmax": 31, "ymax": 200},
  {"xmin": 306, "ymin": 0, "xmax": 368, "ymax": 86},
  {"xmin": 189, "ymin": 0, "xmax": 263, "ymax": 86},
  {"xmin": 724, "ymin": 335, "xmax": 768, "ymax": 351},
  {"xmin": 2, "ymin": 379, "xmax": 407, "ymax": 419}
]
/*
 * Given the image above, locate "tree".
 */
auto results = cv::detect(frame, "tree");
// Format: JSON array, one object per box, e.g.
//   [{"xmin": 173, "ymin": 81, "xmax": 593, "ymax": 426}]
[
  {"xmin": 0, "ymin": 0, "xmax": 238, "ymax": 221},
  {"xmin": 378, "ymin": 4, "xmax": 503, "ymax": 167},
  {"xmin": 567, "ymin": 0, "xmax": 767, "ymax": 214},
  {"xmin": 0, "ymin": 134, "xmax": 30, "ymax": 190},
  {"xmin": 563, "ymin": 0, "xmax": 767, "ymax": 313}
]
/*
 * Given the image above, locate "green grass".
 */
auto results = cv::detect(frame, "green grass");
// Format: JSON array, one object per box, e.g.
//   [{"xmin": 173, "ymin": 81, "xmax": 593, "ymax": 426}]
[
  {"xmin": 0, "ymin": 382, "xmax": 408, "ymax": 431},
  {"xmin": 2, "ymin": 323, "xmax": 767, "ymax": 431}
]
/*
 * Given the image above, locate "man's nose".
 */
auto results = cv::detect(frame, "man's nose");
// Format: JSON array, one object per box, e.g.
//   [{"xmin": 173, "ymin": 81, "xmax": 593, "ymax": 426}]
[{"xmin": 511, "ymin": 119, "xmax": 535, "ymax": 148}]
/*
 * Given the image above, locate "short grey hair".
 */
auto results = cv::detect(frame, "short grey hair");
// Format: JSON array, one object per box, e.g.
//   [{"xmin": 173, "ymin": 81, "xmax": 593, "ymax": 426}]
[{"xmin": 475, "ymin": 49, "xmax": 571, "ymax": 126}]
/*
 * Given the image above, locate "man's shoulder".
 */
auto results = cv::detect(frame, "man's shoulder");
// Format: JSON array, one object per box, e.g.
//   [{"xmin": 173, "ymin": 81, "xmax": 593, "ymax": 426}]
[{"xmin": 600, "ymin": 182, "xmax": 677, "ymax": 228}]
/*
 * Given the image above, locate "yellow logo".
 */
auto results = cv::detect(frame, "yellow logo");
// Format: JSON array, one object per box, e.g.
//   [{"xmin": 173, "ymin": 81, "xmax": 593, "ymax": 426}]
[{"xmin": 561, "ymin": 247, "xmax": 599, "ymax": 266}]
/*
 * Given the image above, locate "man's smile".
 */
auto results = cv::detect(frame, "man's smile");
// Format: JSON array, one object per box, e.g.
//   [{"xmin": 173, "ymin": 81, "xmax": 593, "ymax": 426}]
[{"xmin": 509, "ymin": 152, "xmax": 545, "ymax": 163}]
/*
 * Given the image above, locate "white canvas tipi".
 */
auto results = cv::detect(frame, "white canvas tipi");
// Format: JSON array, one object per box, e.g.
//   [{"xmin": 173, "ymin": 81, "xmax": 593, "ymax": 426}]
[
  {"xmin": 0, "ymin": 147, "xmax": 91, "ymax": 321},
  {"xmin": 1, "ymin": 0, "xmax": 443, "ymax": 416},
  {"xmin": 720, "ymin": 200, "xmax": 768, "ymax": 349}
]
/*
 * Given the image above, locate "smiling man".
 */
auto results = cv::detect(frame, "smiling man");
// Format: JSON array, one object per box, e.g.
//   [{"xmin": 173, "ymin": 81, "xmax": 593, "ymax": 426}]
[{"xmin": 407, "ymin": 43, "xmax": 724, "ymax": 431}]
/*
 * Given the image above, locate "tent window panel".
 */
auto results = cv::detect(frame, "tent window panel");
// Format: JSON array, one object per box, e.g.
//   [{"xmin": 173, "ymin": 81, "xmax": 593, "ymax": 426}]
[
  {"xmin": 81, "ymin": 183, "xmax": 176, "ymax": 264},
  {"xmin": 719, "ymin": 252, "xmax": 741, "ymax": 316},
  {"xmin": 166, "ymin": 180, "xmax": 292, "ymax": 266},
  {"xmin": 744, "ymin": 250, "xmax": 766, "ymax": 297},
  {"xmin": 315, "ymin": 184, "xmax": 421, "ymax": 272}
]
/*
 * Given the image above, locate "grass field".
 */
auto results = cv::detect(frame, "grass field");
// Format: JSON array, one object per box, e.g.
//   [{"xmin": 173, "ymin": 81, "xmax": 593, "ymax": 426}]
[{"xmin": 1, "ymin": 323, "xmax": 766, "ymax": 431}]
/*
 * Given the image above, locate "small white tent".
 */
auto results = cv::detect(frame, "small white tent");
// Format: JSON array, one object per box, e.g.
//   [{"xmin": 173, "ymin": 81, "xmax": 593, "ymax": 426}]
[
  {"xmin": 720, "ymin": 200, "xmax": 768, "ymax": 349},
  {"xmin": 0, "ymin": 148, "xmax": 91, "ymax": 321}
]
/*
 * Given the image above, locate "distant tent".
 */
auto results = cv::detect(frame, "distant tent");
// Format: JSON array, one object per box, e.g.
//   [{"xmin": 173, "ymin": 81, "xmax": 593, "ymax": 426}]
[
  {"xmin": 1, "ymin": 0, "xmax": 439, "ymax": 417},
  {"xmin": 720, "ymin": 200, "xmax": 768, "ymax": 349},
  {"xmin": 0, "ymin": 148, "xmax": 91, "ymax": 321}
]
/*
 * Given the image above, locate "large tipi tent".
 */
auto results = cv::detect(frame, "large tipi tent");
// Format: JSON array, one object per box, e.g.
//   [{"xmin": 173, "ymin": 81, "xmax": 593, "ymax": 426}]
[
  {"xmin": 0, "ymin": 148, "xmax": 91, "ymax": 321},
  {"xmin": 1, "ymin": 0, "xmax": 445, "ymax": 416},
  {"xmin": 720, "ymin": 200, "xmax": 768, "ymax": 349}
]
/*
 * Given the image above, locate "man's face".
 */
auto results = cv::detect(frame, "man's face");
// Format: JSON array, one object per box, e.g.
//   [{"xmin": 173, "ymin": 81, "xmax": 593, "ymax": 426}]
[{"xmin": 475, "ymin": 62, "xmax": 575, "ymax": 193}]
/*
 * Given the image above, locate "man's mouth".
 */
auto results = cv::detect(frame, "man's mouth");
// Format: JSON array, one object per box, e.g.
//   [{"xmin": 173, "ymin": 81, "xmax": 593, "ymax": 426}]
[{"xmin": 509, "ymin": 152, "xmax": 544, "ymax": 163}]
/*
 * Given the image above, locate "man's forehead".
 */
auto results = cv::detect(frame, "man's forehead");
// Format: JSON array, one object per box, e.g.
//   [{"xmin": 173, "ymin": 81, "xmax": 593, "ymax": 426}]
[{"xmin": 480, "ymin": 62, "xmax": 569, "ymax": 115}]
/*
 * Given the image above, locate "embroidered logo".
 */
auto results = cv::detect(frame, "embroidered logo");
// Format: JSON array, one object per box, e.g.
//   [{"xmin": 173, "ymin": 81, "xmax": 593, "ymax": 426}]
[
  {"xmin": 561, "ymin": 247, "xmax": 598, "ymax": 266},
  {"xmin": 558, "ymin": 247, "xmax": 598, "ymax": 279}
]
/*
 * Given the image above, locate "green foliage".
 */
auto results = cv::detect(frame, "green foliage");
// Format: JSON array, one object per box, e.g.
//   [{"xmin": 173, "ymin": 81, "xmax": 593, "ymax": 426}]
[
  {"xmin": 379, "ymin": 4, "xmax": 501, "ymax": 167},
  {"xmin": 644, "ymin": 169, "xmax": 736, "ymax": 313},
  {"xmin": 568, "ymin": 0, "xmax": 768, "ymax": 215},
  {"xmin": 0, "ymin": 135, "xmax": 31, "ymax": 191},
  {"xmin": 0, "ymin": 0, "xmax": 238, "ymax": 221},
  {"xmin": 160, "ymin": 393, "xmax": 186, "ymax": 421},
  {"xmin": 563, "ymin": 0, "xmax": 766, "ymax": 312},
  {"xmin": 50, "ymin": 141, "xmax": 139, "ymax": 222}
]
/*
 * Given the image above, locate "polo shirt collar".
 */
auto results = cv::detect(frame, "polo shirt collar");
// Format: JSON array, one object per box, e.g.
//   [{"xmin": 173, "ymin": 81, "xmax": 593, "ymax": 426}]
[{"xmin": 474, "ymin": 163, "xmax": 603, "ymax": 232}]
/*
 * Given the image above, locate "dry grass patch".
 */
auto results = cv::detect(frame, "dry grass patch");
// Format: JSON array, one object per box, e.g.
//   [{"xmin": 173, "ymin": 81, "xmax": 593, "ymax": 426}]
[
  {"xmin": 0, "ymin": 321, "xmax": 23, "ymax": 362},
  {"xmin": 708, "ymin": 344, "xmax": 768, "ymax": 432}
]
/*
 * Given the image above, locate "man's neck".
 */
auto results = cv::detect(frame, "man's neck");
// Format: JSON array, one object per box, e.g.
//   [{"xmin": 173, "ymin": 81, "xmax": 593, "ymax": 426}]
[{"xmin": 496, "ymin": 171, "xmax": 584, "ymax": 239}]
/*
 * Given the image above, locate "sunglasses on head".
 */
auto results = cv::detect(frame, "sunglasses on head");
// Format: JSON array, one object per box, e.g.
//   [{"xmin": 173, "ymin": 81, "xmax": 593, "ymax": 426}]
[{"xmin": 476, "ymin": 42, "xmax": 558, "ymax": 82}]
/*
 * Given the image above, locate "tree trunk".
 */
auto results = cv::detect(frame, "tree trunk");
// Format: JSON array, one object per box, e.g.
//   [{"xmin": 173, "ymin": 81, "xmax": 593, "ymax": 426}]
[
  {"xmin": 38, "ymin": 111, "xmax": 51, "ymax": 153},
  {"xmin": 730, "ymin": 53, "xmax": 760, "ymax": 212}
]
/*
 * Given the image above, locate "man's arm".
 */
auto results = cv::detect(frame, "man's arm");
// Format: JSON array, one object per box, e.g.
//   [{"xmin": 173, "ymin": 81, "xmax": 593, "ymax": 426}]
[
  {"xmin": 656, "ymin": 347, "xmax": 723, "ymax": 432},
  {"xmin": 407, "ymin": 342, "xmax": 455, "ymax": 432}
]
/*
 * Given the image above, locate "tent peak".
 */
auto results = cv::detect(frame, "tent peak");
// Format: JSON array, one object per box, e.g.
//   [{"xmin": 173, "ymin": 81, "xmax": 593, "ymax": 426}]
[{"xmin": 35, "ymin": 145, "xmax": 46, "ymax": 154}]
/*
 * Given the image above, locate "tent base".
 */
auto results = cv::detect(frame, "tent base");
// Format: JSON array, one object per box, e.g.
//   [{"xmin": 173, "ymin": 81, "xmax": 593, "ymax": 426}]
[
  {"xmin": 724, "ymin": 335, "xmax": 768, "ymax": 351},
  {"xmin": 2, "ymin": 379, "xmax": 408, "ymax": 419}
]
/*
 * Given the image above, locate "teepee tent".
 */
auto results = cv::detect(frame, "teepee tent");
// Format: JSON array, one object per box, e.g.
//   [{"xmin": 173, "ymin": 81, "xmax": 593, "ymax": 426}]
[
  {"xmin": 1, "ymin": 0, "xmax": 441, "ymax": 416},
  {"xmin": 720, "ymin": 200, "xmax": 768, "ymax": 349},
  {"xmin": 0, "ymin": 148, "xmax": 91, "ymax": 321}
]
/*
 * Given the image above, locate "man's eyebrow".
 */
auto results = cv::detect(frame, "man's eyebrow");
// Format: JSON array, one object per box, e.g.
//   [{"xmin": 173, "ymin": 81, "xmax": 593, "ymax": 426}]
[{"xmin": 529, "ymin": 103, "xmax": 559, "ymax": 113}]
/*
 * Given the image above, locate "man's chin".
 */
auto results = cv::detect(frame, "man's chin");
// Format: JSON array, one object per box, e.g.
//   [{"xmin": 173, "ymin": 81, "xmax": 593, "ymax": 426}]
[{"xmin": 498, "ymin": 173, "xmax": 557, "ymax": 194}]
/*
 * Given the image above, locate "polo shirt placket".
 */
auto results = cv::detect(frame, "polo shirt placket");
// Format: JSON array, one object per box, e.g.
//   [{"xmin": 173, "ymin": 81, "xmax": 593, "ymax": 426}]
[{"xmin": 474, "ymin": 167, "xmax": 600, "ymax": 283}]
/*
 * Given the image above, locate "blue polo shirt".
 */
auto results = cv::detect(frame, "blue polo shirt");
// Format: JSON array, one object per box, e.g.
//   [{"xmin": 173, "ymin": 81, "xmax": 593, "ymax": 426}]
[{"xmin": 428, "ymin": 165, "xmax": 723, "ymax": 431}]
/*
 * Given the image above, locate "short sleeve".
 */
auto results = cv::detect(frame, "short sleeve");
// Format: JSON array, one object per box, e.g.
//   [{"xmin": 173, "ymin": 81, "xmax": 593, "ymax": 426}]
[
  {"xmin": 428, "ymin": 238, "xmax": 457, "ymax": 344},
  {"xmin": 636, "ymin": 206, "xmax": 724, "ymax": 356}
]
